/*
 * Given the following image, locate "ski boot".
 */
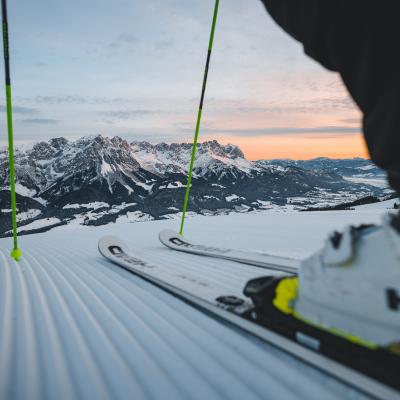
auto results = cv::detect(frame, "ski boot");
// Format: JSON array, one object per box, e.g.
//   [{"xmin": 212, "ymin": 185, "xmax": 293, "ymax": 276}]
[{"xmin": 244, "ymin": 212, "xmax": 400, "ymax": 390}]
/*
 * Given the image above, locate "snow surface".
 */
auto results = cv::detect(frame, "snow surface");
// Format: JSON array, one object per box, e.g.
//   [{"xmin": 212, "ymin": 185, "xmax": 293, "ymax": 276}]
[
  {"xmin": 344, "ymin": 176, "xmax": 388, "ymax": 188},
  {"xmin": 14, "ymin": 183, "xmax": 47, "ymax": 205},
  {"xmin": 115, "ymin": 211, "xmax": 154, "ymax": 224},
  {"xmin": 63, "ymin": 202, "xmax": 110, "ymax": 210},
  {"xmin": 355, "ymin": 198, "xmax": 397, "ymax": 211},
  {"xmin": 159, "ymin": 181, "xmax": 186, "ymax": 190},
  {"xmin": 14, "ymin": 217, "xmax": 62, "ymax": 233},
  {"xmin": 15, "ymin": 183, "xmax": 37, "ymax": 198},
  {"xmin": 225, "ymin": 194, "xmax": 241, "ymax": 202},
  {"xmin": 0, "ymin": 204, "xmax": 396, "ymax": 400},
  {"xmin": 17, "ymin": 209, "xmax": 42, "ymax": 222}
]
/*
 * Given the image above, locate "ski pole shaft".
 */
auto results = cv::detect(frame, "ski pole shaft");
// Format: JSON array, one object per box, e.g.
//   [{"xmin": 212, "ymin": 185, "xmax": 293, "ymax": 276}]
[
  {"xmin": 2, "ymin": 0, "xmax": 21, "ymax": 261},
  {"xmin": 180, "ymin": 0, "xmax": 220, "ymax": 236}
]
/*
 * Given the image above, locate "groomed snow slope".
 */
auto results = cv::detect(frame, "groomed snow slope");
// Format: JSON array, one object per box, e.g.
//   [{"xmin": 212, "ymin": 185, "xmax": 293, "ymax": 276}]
[{"xmin": 0, "ymin": 203, "xmax": 396, "ymax": 400}]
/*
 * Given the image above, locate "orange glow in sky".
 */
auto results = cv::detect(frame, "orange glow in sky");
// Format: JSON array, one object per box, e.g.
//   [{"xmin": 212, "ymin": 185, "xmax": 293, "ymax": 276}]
[
  {"xmin": 196, "ymin": 73, "xmax": 367, "ymax": 161},
  {"xmin": 211, "ymin": 133, "xmax": 368, "ymax": 160}
]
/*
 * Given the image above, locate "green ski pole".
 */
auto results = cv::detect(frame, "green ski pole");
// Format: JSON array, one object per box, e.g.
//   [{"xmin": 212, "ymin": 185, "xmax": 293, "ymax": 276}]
[
  {"xmin": 180, "ymin": 0, "xmax": 220, "ymax": 236},
  {"xmin": 2, "ymin": 0, "xmax": 22, "ymax": 261}
]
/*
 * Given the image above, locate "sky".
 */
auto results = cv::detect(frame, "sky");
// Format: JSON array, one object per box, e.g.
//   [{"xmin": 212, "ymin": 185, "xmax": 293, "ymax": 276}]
[{"xmin": 0, "ymin": 0, "xmax": 367, "ymax": 160}]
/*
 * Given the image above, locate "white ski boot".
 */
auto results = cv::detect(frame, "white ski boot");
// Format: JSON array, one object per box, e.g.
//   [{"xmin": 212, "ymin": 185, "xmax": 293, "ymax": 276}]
[
  {"xmin": 292, "ymin": 212, "xmax": 400, "ymax": 349},
  {"xmin": 243, "ymin": 211, "xmax": 400, "ymax": 389}
]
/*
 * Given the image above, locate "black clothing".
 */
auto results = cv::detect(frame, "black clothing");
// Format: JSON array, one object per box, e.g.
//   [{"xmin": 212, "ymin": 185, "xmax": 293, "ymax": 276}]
[{"xmin": 260, "ymin": 0, "xmax": 400, "ymax": 194}]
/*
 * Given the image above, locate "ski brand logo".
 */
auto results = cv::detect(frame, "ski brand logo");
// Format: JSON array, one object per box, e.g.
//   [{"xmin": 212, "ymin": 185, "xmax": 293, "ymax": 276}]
[
  {"xmin": 169, "ymin": 237, "xmax": 230, "ymax": 254},
  {"xmin": 386, "ymin": 288, "xmax": 400, "ymax": 311},
  {"xmin": 109, "ymin": 245, "xmax": 124, "ymax": 256},
  {"xmin": 107, "ymin": 245, "xmax": 150, "ymax": 268}
]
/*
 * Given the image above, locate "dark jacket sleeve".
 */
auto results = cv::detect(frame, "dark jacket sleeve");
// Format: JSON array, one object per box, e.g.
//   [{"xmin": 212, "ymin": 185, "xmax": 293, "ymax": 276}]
[{"xmin": 260, "ymin": 0, "xmax": 400, "ymax": 192}]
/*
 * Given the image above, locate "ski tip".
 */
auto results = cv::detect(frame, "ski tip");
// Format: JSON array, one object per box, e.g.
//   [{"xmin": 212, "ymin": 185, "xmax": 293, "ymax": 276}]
[
  {"xmin": 159, "ymin": 229, "xmax": 182, "ymax": 244},
  {"xmin": 98, "ymin": 235, "xmax": 129, "ymax": 257}
]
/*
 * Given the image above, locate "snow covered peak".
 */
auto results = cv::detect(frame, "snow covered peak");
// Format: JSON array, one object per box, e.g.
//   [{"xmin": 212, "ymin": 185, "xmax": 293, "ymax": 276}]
[
  {"xmin": 49, "ymin": 137, "xmax": 69, "ymax": 150},
  {"xmin": 0, "ymin": 135, "xmax": 257, "ymax": 202},
  {"xmin": 199, "ymin": 140, "xmax": 244, "ymax": 159},
  {"xmin": 0, "ymin": 135, "xmax": 390, "ymax": 237},
  {"xmin": 130, "ymin": 139, "xmax": 251, "ymax": 177}
]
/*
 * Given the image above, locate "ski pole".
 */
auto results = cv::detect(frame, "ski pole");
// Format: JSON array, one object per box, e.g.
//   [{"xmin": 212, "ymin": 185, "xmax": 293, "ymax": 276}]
[
  {"xmin": 1, "ymin": 0, "xmax": 22, "ymax": 261},
  {"xmin": 180, "ymin": 0, "xmax": 220, "ymax": 236}
]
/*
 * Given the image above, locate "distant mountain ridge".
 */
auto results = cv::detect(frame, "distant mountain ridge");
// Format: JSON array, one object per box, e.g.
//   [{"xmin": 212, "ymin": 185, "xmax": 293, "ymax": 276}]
[
  {"xmin": 269, "ymin": 157, "xmax": 385, "ymax": 178},
  {"xmin": 0, "ymin": 135, "xmax": 393, "ymax": 236}
]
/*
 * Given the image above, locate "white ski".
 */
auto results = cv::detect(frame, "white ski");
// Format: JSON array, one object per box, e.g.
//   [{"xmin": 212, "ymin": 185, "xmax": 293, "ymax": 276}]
[
  {"xmin": 159, "ymin": 229, "xmax": 300, "ymax": 274},
  {"xmin": 98, "ymin": 235, "xmax": 398, "ymax": 400}
]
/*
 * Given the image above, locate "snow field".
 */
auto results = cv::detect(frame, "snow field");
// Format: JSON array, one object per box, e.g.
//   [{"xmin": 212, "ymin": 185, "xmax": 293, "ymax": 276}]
[{"xmin": 0, "ymin": 204, "xmax": 395, "ymax": 400}]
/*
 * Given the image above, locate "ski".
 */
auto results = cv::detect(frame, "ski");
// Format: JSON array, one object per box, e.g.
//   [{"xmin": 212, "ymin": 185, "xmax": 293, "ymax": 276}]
[
  {"xmin": 99, "ymin": 235, "xmax": 399, "ymax": 400},
  {"xmin": 159, "ymin": 229, "xmax": 300, "ymax": 274}
]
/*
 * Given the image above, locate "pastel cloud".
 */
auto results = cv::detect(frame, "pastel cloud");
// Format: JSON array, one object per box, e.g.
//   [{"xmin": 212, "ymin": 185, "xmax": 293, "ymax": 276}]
[{"xmin": 5, "ymin": 0, "xmax": 364, "ymax": 160}]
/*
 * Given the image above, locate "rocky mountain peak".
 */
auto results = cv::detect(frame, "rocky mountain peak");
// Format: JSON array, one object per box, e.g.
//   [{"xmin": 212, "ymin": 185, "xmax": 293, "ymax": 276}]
[
  {"xmin": 31, "ymin": 141, "xmax": 58, "ymax": 160},
  {"xmin": 200, "ymin": 140, "xmax": 244, "ymax": 159},
  {"xmin": 0, "ymin": 134, "xmax": 388, "ymax": 237},
  {"xmin": 49, "ymin": 137, "xmax": 69, "ymax": 150}
]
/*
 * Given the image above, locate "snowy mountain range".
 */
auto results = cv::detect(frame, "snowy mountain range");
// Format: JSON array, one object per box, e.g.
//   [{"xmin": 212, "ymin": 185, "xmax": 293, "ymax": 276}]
[{"xmin": 0, "ymin": 135, "xmax": 394, "ymax": 236}]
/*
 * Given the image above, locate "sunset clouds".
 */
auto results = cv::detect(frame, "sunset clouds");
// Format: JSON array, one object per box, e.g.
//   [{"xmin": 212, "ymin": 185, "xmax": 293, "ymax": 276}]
[{"xmin": 0, "ymin": 0, "xmax": 364, "ymax": 160}]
